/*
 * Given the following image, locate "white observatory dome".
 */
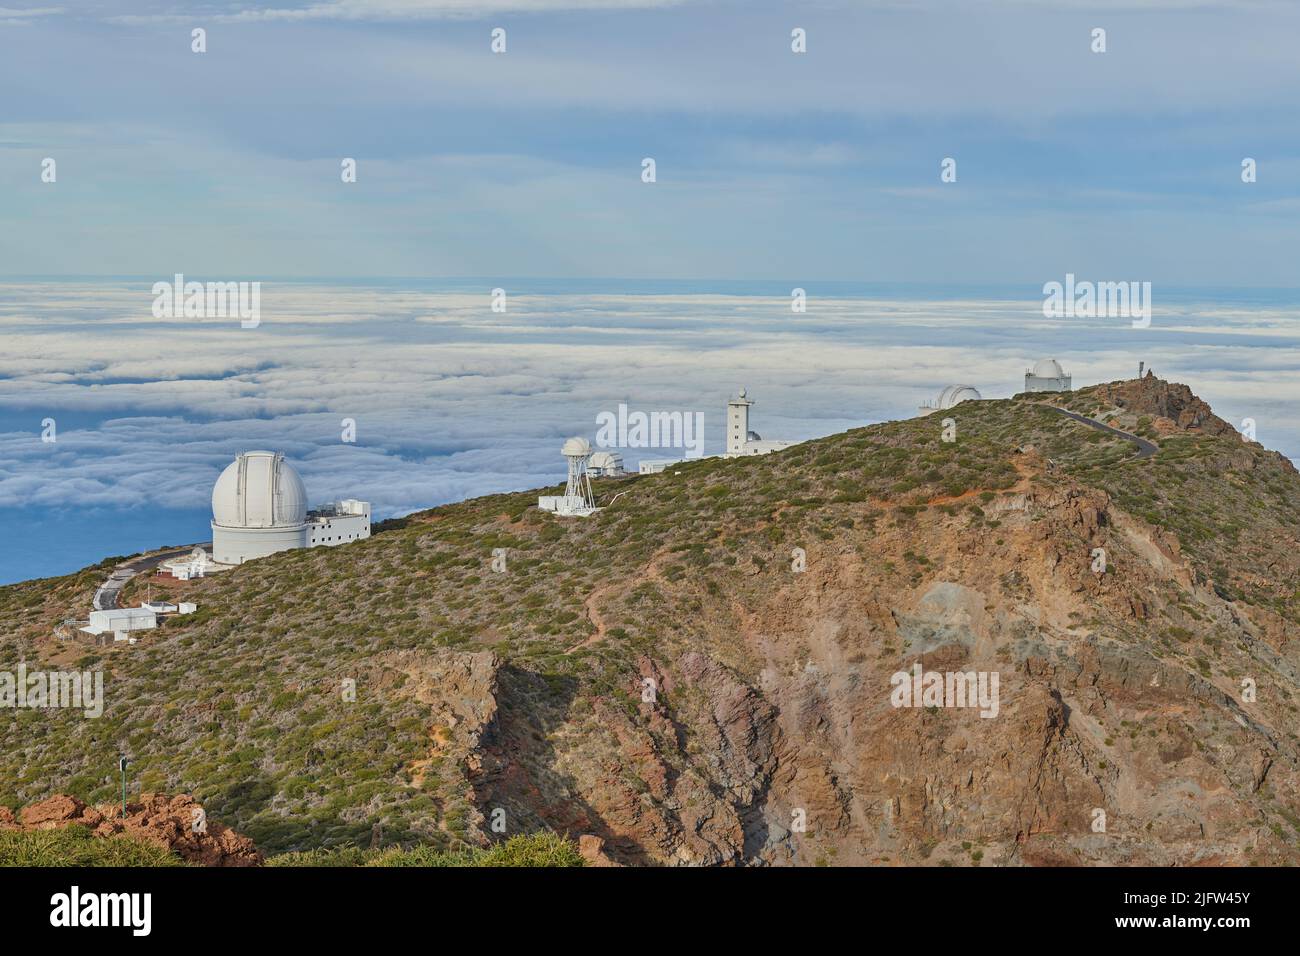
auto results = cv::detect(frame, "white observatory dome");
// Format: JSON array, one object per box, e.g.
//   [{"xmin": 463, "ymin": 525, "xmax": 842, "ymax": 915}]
[
  {"xmin": 211, "ymin": 450, "xmax": 308, "ymax": 529},
  {"xmin": 561, "ymin": 437, "xmax": 592, "ymax": 458},
  {"xmin": 937, "ymin": 385, "xmax": 982, "ymax": 409},
  {"xmin": 1032, "ymin": 358, "xmax": 1065, "ymax": 378}
]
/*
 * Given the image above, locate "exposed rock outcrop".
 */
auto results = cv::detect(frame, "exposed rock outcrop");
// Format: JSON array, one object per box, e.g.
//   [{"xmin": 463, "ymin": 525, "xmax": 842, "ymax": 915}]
[
  {"xmin": 4, "ymin": 793, "xmax": 262, "ymax": 866},
  {"xmin": 1094, "ymin": 376, "xmax": 1240, "ymax": 438}
]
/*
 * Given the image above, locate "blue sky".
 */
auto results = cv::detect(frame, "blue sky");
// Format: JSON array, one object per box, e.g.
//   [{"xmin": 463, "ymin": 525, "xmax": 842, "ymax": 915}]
[{"xmin": 3, "ymin": 0, "xmax": 1300, "ymax": 283}]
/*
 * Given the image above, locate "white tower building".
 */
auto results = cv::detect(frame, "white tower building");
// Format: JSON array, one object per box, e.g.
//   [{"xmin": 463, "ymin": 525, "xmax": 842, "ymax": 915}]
[
  {"xmin": 538, "ymin": 438, "xmax": 600, "ymax": 516},
  {"xmin": 1024, "ymin": 358, "xmax": 1072, "ymax": 393},
  {"xmin": 726, "ymin": 389, "xmax": 753, "ymax": 456},
  {"xmin": 724, "ymin": 388, "xmax": 800, "ymax": 458},
  {"xmin": 562, "ymin": 437, "xmax": 595, "ymax": 508}
]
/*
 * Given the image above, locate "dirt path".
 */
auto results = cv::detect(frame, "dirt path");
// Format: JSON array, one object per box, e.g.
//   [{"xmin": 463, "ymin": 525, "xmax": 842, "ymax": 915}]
[{"xmin": 565, "ymin": 543, "xmax": 678, "ymax": 655}]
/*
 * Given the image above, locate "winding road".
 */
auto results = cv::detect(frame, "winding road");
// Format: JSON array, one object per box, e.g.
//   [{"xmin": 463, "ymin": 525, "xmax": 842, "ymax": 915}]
[
  {"xmin": 92, "ymin": 545, "xmax": 205, "ymax": 611},
  {"xmin": 1045, "ymin": 406, "xmax": 1158, "ymax": 460}
]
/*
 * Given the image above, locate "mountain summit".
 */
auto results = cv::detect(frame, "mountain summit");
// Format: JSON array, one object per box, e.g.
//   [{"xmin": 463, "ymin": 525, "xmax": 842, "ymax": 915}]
[{"xmin": 4, "ymin": 377, "xmax": 1299, "ymax": 866}]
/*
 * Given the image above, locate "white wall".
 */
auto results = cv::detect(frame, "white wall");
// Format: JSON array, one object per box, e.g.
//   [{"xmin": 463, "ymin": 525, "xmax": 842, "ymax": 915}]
[
  {"xmin": 85, "ymin": 608, "xmax": 156, "ymax": 635},
  {"xmin": 211, "ymin": 523, "xmax": 307, "ymax": 564},
  {"xmin": 307, "ymin": 512, "xmax": 370, "ymax": 547}
]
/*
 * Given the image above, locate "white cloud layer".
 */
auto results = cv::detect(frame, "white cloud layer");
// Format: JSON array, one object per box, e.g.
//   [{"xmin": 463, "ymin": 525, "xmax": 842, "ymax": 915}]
[{"xmin": 2, "ymin": 281, "xmax": 1298, "ymax": 530}]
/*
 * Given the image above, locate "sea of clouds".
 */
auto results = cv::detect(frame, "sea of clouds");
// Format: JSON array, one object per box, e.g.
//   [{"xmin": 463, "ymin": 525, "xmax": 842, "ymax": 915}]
[{"xmin": 2, "ymin": 279, "xmax": 1299, "ymax": 581}]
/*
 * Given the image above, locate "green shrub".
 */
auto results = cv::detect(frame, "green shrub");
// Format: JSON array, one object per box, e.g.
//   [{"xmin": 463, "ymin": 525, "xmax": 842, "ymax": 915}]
[{"xmin": 268, "ymin": 832, "xmax": 584, "ymax": 867}]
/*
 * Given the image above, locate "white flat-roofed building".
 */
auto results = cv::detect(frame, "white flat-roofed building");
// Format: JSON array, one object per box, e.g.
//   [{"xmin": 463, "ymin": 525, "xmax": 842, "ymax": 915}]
[
  {"xmin": 538, "ymin": 494, "xmax": 594, "ymax": 514},
  {"xmin": 638, "ymin": 458, "xmax": 686, "ymax": 475},
  {"xmin": 307, "ymin": 498, "xmax": 371, "ymax": 547},
  {"xmin": 83, "ymin": 606, "xmax": 157, "ymax": 637}
]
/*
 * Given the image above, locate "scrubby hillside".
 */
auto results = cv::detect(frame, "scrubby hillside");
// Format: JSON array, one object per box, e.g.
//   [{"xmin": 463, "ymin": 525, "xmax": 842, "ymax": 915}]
[
  {"xmin": 0, "ymin": 825, "xmax": 582, "ymax": 868},
  {"xmin": 4, "ymin": 376, "xmax": 1300, "ymax": 866}
]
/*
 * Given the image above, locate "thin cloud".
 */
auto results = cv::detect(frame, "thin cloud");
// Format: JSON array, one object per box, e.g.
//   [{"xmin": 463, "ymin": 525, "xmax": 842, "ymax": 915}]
[
  {"xmin": 0, "ymin": 6, "xmax": 61, "ymax": 23},
  {"xmin": 111, "ymin": 0, "xmax": 687, "ymax": 24}
]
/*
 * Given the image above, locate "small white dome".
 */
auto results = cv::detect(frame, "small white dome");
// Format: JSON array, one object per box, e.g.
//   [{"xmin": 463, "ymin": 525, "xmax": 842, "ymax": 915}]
[
  {"xmin": 588, "ymin": 451, "xmax": 622, "ymax": 469},
  {"xmin": 1032, "ymin": 358, "xmax": 1065, "ymax": 378},
  {"xmin": 212, "ymin": 451, "xmax": 308, "ymax": 529},
  {"xmin": 561, "ymin": 437, "xmax": 592, "ymax": 458},
  {"xmin": 937, "ymin": 385, "xmax": 982, "ymax": 409}
]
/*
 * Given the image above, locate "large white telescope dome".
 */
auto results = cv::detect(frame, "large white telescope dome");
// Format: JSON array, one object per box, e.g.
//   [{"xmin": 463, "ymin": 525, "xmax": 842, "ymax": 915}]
[{"xmin": 212, "ymin": 450, "xmax": 308, "ymax": 529}]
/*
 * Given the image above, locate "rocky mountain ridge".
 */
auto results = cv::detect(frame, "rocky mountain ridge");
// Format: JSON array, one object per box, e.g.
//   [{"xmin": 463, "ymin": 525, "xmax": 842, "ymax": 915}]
[{"xmin": 3, "ymin": 376, "xmax": 1299, "ymax": 866}]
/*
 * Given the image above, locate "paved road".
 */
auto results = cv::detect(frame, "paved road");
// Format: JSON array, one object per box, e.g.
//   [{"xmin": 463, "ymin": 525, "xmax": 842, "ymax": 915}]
[
  {"xmin": 1046, "ymin": 406, "xmax": 1158, "ymax": 460},
  {"xmin": 92, "ymin": 544, "xmax": 204, "ymax": 611}
]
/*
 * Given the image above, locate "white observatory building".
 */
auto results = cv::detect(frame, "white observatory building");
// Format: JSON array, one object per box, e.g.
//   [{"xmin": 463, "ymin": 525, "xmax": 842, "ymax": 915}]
[
  {"xmin": 1023, "ymin": 358, "xmax": 1072, "ymax": 393},
  {"xmin": 725, "ymin": 388, "xmax": 801, "ymax": 458},
  {"xmin": 587, "ymin": 451, "xmax": 625, "ymax": 478},
  {"xmin": 210, "ymin": 451, "xmax": 370, "ymax": 565},
  {"xmin": 538, "ymin": 437, "xmax": 600, "ymax": 517},
  {"xmin": 918, "ymin": 384, "xmax": 982, "ymax": 416}
]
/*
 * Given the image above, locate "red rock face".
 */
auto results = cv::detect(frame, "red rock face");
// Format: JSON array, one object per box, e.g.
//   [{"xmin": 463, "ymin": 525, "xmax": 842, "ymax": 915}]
[
  {"xmin": 577, "ymin": 834, "xmax": 621, "ymax": 866},
  {"xmin": 1093, "ymin": 377, "xmax": 1239, "ymax": 439},
  {"xmin": 7, "ymin": 793, "xmax": 262, "ymax": 866},
  {"xmin": 463, "ymin": 388, "xmax": 1300, "ymax": 866},
  {"xmin": 18, "ymin": 794, "xmax": 85, "ymax": 829}
]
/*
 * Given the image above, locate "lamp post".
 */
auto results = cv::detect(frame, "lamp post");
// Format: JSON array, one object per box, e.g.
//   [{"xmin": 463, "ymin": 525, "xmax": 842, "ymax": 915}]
[{"xmin": 118, "ymin": 756, "xmax": 128, "ymax": 820}]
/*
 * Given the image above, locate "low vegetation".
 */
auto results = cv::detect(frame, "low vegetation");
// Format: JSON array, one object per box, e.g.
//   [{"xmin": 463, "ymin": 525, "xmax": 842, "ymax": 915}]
[{"xmin": 0, "ymin": 826, "xmax": 185, "ymax": 867}]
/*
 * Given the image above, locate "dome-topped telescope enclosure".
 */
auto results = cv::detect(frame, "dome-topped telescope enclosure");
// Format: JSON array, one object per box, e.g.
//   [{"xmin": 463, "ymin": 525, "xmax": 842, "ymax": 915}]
[
  {"xmin": 561, "ymin": 436, "xmax": 592, "ymax": 459},
  {"xmin": 586, "ymin": 450, "xmax": 625, "ymax": 477},
  {"xmin": 211, "ymin": 450, "xmax": 308, "ymax": 529},
  {"xmin": 210, "ymin": 450, "xmax": 370, "ymax": 565},
  {"xmin": 539, "ymin": 436, "xmax": 599, "ymax": 517},
  {"xmin": 937, "ymin": 385, "xmax": 982, "ymax": 409},
  {"xmin": 1024, "ymin": 358, "xmax": 1072, "ymax": 393},
  {"xmin": 918, "ymin": 384, "xmax": 983, "ymax": 416}
]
